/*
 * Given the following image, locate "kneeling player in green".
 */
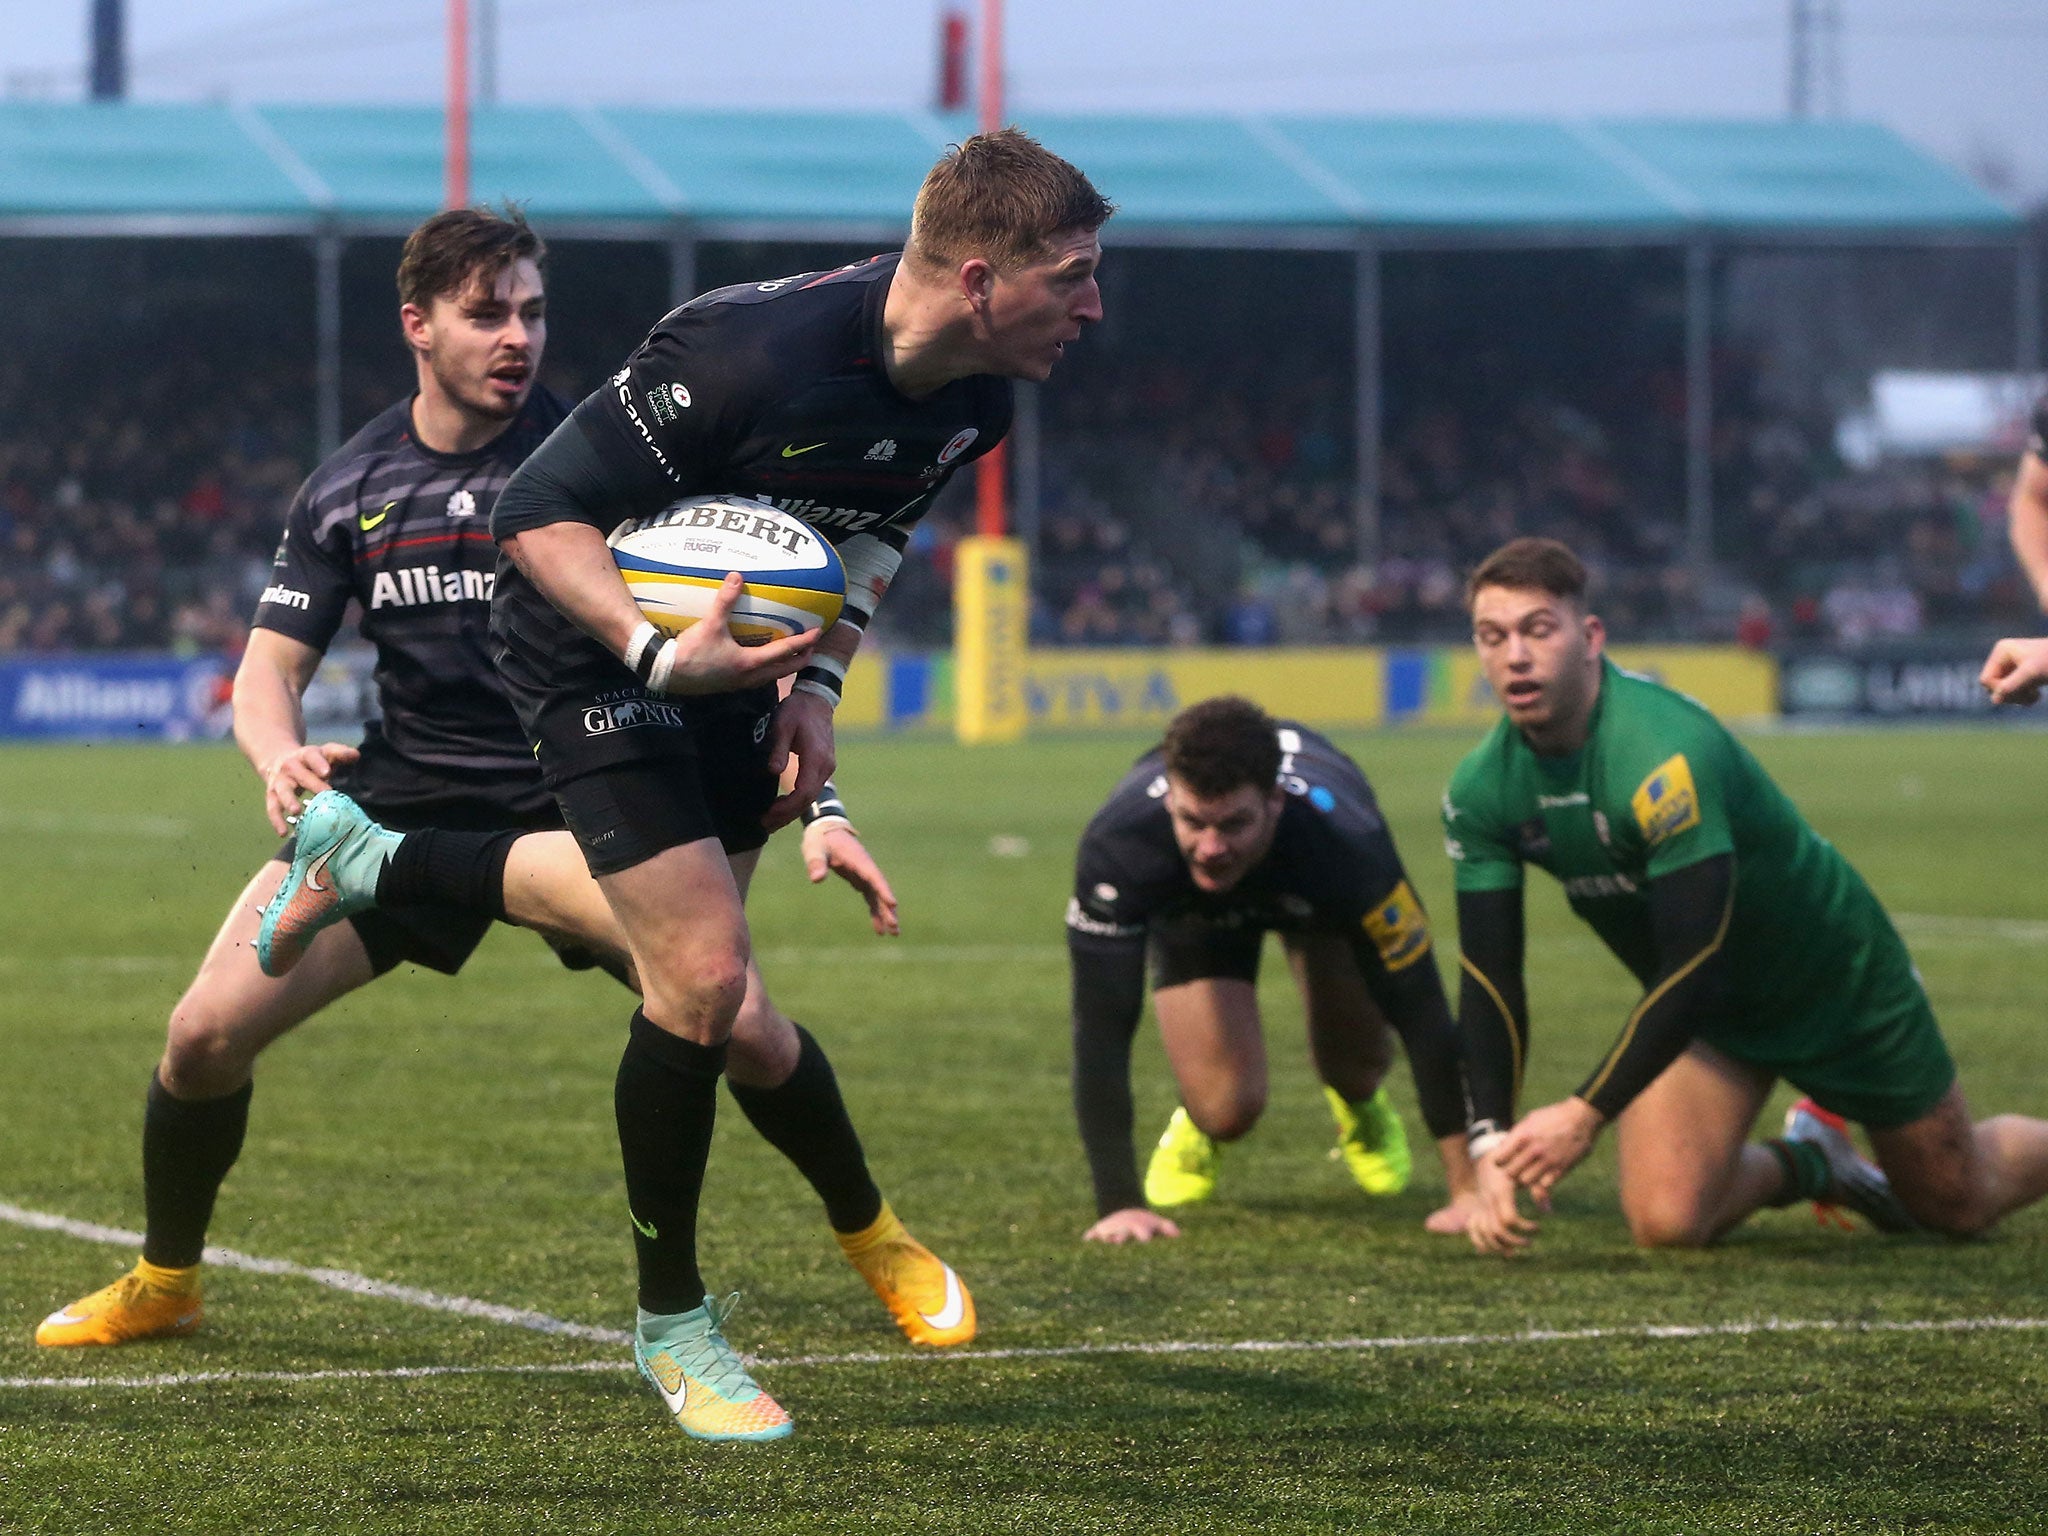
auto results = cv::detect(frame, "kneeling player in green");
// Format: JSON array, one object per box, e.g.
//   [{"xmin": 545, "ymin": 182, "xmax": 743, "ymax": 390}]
[{"xmin": 1445, "ymin": 537, "xmax": 2048, "ymax": 1254}]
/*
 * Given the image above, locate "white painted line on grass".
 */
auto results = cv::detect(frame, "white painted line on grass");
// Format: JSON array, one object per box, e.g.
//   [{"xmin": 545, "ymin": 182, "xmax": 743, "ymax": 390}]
[
  {"xmin": 5, "ymin": 1314, "xmax": 2045, "ymax": 1393},
  {"xmin": 0, "ymin": 809, "xmax": 191, "ymax": 837},
  {"xmin": 1893, "ymin": 912, "xmax": 2048, "ymax": 945},
  {"xmin": 0, "ymin": 956, "xmax": 184, "ymax": 975},
  {"xmin": 0, "ymin": 1201, "xmax": 629, "ymax": 1346},
  {"xmin": 0, "ymin": 1361, "xmax": 628, "ymax": 1391}
]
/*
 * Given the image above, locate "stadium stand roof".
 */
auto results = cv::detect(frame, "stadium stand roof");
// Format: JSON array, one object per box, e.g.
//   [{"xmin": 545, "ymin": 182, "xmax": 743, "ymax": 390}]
[{"xmin": 0, "ymin": 103, "xmax": 2016, "ymax": 245}]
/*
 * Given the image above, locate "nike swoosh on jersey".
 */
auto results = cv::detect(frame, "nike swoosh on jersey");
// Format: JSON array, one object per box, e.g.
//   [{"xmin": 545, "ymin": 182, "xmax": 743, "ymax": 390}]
[
  {"xmin": 781, "ymin": 442, "xmax": 827, "ymax": 458},
  {"xmin": 918, "ymin": 1266, "xmax": 966, "ymax": 1331},
  {"xmin": 360, "ymin": 502, "xmax": 397, "ymax": 531}
]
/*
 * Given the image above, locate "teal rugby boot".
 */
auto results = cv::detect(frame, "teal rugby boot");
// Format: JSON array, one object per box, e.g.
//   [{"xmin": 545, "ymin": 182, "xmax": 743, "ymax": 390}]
[{"xmin": 256, "ymin": 790, "xmax": 400, "ymax": 977}]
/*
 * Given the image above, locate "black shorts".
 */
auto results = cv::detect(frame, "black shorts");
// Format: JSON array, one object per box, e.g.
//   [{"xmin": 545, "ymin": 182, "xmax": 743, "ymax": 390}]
[
  {"xmin": 274, "ymin": 730, "xmax": 563, "ymax": 976},
  {"xmin": 1149, "ymin": 917, "xmax": 1268, "ymax": 991},
  {"xmin": 551, "ymin": 722, "xmax": 780, "ymax": 876},
  {"xmin": 494, "ymin": 640, "xmax": 781, "ymax": 875}
]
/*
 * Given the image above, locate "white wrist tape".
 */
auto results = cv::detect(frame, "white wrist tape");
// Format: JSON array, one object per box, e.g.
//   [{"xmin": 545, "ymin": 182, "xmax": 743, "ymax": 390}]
[
  {"xmin": 623, "ymin": 621, "xmax": 663, "ymax": 677},
  {"xmin": 791, "ymin": 677, "xmax": 840, "ymax": 708},
  {"xmin": 645, "ymin": 638, "xmax": 680, "ymax": 694}
]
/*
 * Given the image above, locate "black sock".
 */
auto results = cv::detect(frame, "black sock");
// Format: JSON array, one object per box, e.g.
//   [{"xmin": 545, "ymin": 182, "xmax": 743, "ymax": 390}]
[
  {"xmin": 376, "ymin": 829, "xmax": 519, "ymax": 919},
  {"xmin": 615, "ymin": 1010, "xmax": 726, "ymax": 1315},
  {"xmin": 729, "ymin": 1024, "xmax": 884, "ymax": 1235},
  {"xmin": 141, "ymin": 1070, "xmax": 252, "ymax": 1268}
]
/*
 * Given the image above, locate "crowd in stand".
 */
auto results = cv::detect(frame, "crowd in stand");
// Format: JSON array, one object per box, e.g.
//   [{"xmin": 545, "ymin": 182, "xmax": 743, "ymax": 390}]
[
  {"xmin": 0, "ymin": 350, "xmax": 314, "ymax": 657},
  {"xmin": 0, "ymin": 281, "xmax": 2035, "ymax": 659}
]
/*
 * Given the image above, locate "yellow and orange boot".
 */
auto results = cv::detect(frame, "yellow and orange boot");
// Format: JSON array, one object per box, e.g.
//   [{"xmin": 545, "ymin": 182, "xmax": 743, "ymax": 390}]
[
  {"xmin": 835, "ymin": 1201, "xmax": 976, "ymax": 1348},
  {"xmin": 37, "ymin": 1260, "xmax": 201, "ymax": 1347}
]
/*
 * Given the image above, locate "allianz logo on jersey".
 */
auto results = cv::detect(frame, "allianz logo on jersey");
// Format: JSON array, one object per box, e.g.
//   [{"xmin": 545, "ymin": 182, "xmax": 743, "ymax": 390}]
[
  {"xmin": 583, "ymin": 699, "xmax": 687, "ymax": 735},
  {"xmin": 770, "ymin": 496, "xmax": 890, "ymax": 533},
  {"xmin": 369, "ymin": 565, "xmax": 493, "ymax": 609}
]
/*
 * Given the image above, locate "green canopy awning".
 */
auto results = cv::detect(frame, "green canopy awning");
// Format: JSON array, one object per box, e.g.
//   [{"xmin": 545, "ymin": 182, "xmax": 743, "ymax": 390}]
[{"xmin": 0, "ymin": 103, "xmax": 2014, "ymax": 243}]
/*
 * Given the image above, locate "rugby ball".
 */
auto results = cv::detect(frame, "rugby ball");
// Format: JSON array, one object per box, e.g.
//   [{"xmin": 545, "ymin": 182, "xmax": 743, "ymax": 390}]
[{"xmin": 609, "ymin": 496, "xmax": 844, "ymax": 645}]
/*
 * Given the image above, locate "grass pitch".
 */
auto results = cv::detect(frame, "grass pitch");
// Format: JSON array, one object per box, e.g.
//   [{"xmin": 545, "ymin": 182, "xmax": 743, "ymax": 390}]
[{"xmin": 1, "ymin": 727, "xmax": 2046, "ymax": 1533}]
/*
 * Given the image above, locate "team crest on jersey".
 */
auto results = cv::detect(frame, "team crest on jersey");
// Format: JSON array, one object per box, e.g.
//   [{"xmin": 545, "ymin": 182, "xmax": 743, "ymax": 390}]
[
  {"xmin": 646, "ymin": 381, "xmax": 691, "ymax": 425},
  {"xmin": 446, "ymin": 489, "xmax": 477, "ymax": 518},
  {"xmin": 1632, "ymin": 755, "xmax": 1701, "ymax": 847},
  {"xmin": 1361, "ymin": 881, "xmax": 1432, "ymax": 972},
  {"xmin": 937, "ymin": 428, "xmax": 978, "ymax": 465}
]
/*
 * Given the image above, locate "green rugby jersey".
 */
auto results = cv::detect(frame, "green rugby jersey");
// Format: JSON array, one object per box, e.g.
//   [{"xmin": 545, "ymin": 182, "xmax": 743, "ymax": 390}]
[{"xmin": 1443, "ymin": 657, "xmax": 1901, "ymax": 1061}]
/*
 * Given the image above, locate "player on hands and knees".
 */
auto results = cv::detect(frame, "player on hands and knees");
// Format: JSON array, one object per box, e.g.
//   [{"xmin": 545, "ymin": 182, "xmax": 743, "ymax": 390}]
[
  {"xmin": 1446, "ymin": 537, "xmax": 2048, "ymax": 1256},
  {"xmin": 34, "ymin": 209, "xmax": 911, "ymax": 1359},
  {"xmin": 1067, "ymin": 696, "xmax": 1479, "ymax": 1245},
  {"xmin": 483, "ymin": 129, "xmax": 1111, "ymax": 1438}
]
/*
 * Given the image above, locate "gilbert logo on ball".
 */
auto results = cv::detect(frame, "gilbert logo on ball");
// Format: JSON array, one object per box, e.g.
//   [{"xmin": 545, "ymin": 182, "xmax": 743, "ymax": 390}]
[{"xmin": 608, "ymin": 495, "xmax": 845, "ymax": 645}]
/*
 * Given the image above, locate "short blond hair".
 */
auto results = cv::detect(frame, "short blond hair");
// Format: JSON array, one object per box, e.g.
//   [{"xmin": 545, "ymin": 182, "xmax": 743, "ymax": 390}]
[{"xmin": 908, "ymin": 127, "xmax": 1113, "ymax": 275}]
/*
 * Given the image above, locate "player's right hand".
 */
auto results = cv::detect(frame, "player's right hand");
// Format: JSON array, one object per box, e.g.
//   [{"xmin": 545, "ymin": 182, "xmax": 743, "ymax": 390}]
[
  {"xmin": 259, "ymin": 741, "xmax": 360, "ymax": 836},
  {"xmin": 1082, "ymin": 1207, "xmax": 1182, "ymax": 1244},
  {"xmin": 1465, "ymin": 1155, "xmax": 1539, "ymax": 1257},
  {"xmin": 646, "ymin": 572, "xmax": 815, "ymax": 694},
  {"xmin": 1980, "ymin": 636, "xmax": 2048, "ymax": 706}
]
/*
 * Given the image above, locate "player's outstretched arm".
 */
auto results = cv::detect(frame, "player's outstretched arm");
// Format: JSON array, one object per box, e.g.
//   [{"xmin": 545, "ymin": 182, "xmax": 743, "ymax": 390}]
[
  {"xmin": 798, "ymin": 783, "xmax": 899, "ymax": 936},
  {"xmin": 1345, "ymin": 919, "xmax": 1482, "ymax": 1234},
  {"xmin": 1495, "ymin": 854, "xmax": 1737, "ymax": 1206},
  {"xmin": 1069, "ymin": 929, "xmax": 1166, "ymax": 1240},
  {"xmin": 1980, "ymin": 636, "xmax": 2048, "ymax": 706},
  {"xmin": 232, "ymin": 628, "xmax": 359, "ymax": 835},
  {"xmin": 1453, "ymin": 887, "xmax": 1541, "ymax": 1253}
]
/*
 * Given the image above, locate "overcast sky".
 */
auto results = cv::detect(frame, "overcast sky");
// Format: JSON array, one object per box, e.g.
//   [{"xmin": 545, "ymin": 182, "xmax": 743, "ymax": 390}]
[{"xmin": 6, "ymin": 0, "xmax": 2044, "ymax": 202}]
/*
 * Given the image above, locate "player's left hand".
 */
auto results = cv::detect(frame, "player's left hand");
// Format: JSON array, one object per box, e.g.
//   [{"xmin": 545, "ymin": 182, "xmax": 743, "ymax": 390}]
[
  {"xmin": 1493, "ymin": 1097, "xmax": 1602, "ymax": 1202},
  {"xmin": 763, "ymin": 688, "xmax": 836, "ymax": 832},
  {"xmin": 803, "ymin": 821, "xmax": 900, "ymax": 936}
]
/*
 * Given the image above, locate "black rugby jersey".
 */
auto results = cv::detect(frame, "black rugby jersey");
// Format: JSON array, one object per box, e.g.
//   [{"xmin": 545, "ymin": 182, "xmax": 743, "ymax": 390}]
[
  {"xmin": 1067, "ymin": 725, "xmax": 1427, "ymax": 958},
  {"xmin": 491, "ymin": 252, "xmax": 1011, "ymax": 680},
  {"xmin": 2030, "ymin": 395, "xmax": 2048, "ymax": 459},
  {"xmin": 254, "ymin": 388, "xmax": 571, "ymax": 774},
  {"xmin": 1064, "ymin": 723, "xmax": 1467, "ymax": 1215}
]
